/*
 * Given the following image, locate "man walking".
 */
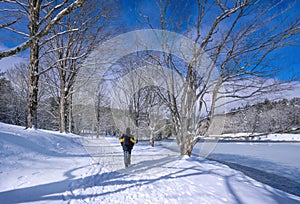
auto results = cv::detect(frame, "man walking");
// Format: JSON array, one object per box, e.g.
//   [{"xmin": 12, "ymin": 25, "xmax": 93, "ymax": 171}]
[{"xmin": 119, "ymin": 127, "xmax": 136, "ymax": 168}]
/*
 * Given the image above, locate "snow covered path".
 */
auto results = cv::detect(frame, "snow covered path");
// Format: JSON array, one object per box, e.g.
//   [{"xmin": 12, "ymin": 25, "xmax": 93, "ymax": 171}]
[
  {"xmin": 81, "ymin": 136, "xmax": 177, "ymax": 172},
  {"xmin": 1, "ymin": 123, "xmax": 300, "ymax": 204}
]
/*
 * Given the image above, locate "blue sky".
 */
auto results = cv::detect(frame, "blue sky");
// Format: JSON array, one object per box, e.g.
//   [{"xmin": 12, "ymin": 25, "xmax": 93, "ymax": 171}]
[
  {"xmin": 118, "ymin": 0, "xmax": 300, "ymax": 81},
  {"xmin": 0, "ymin": 0, "xmax": 299, "ymax": 80}
]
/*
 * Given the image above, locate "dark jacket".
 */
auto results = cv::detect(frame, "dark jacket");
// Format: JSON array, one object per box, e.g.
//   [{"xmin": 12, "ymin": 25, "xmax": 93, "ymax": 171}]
[{"xmin": 120, "ymin": 134, "xmax": 135, "ymax": 153}]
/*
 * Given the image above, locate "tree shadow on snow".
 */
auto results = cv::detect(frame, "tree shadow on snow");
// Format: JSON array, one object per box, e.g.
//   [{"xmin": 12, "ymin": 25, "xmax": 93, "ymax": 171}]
[{"xmin": 1, "ymin": 155, "xmax": 300, "ymax": 204}]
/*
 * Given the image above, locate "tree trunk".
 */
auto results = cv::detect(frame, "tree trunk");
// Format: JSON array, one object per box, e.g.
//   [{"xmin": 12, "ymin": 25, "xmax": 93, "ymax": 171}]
[
  {"xmin": 178, "ymin": 132, "xmax": 193, "ymax": 156},
  {"xmin": 27, "ymin": 65, "xmax": 39, "ymax": 129},
  {"xmin": 27, "ymin": 1, "xmax": 41, "ymax": 129},
  {"xmin": 149, "ymin": 130, "xmax": 154, "ymax": 147},
  {"xmin": 179, "ymin": 141, "xmax": 185, "ymax": 155},
  {"xmin": 183, "ymin": 134, "xmax": 193, "ymax": 156},
  {"xmin": 59, "ymin": 90, "xmax": 66, "ymax": 133},
  {"xmin": 96, "ymin": 110, "xmax": 100, "ymax": 138},
  {"xmin": 68, "ymin": 93, "xmax": 73, "ymax": 133},
  {"xmin": 95, "ymin": 96, "xmax": 101, "ymax": 138}
]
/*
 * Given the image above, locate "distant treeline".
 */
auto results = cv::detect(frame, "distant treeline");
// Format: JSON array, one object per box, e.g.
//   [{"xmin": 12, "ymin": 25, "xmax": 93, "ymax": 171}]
[{"xmin": 224, "ymin": 98, "xmax": 300, "ymax": 134}]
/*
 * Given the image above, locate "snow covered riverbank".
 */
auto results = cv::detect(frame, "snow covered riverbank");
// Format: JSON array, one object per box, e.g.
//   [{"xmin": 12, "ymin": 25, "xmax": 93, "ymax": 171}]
[
  {"xmin": 1, "ymin": 122, "xmax": 300, "ymax": 203},
  {"xmin": 219, "ymin": 132, "xmax": 300, "ymax": 141}
]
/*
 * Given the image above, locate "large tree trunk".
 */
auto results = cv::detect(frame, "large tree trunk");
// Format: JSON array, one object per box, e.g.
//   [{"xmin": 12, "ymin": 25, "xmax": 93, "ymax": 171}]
[
  {"xmin": 96, "ymin": 106, "xmax": 101, "ymax": 138},
  {"xmin": 149, "ymin": 129, "xmax": 155, "ymax": 147},
  {"xmin": 27, "ymin": 1, "xmax": 41, "ymax": 129},
  {"xmin": 27, "ymin": 62, "xmax": 39, "ymax": 129},
  {"xmin": 183, "ymin": 134, "xmax": 193, "ymax": 156},
  {"xmin": 68, "ymin": 93, "xmax": 73, "ymax": 133},
  {"xmin": 59, "ymin": 90, "xmax": 67, "ymax": 133},
  {"xmin": 177, "ymin": 133, "xmax": 194, "ymax": 156},
  {"xmin": 59, "ymin": 72, "xmax": 70, "ymax": 133}
]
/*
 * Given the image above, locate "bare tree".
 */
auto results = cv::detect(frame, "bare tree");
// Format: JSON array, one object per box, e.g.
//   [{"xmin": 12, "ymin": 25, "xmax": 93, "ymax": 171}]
[
  {"xmin": 0, "ymin": 72, "xmax": 15, "ymax": 124},
  {"xmin": 5, "ymin": 63, "xmax": 29, "ymax": 126},
  {"xmin": 143, "ymin": 86, "xmax": 168, "ymax": 146},
  {"xmin": 112, "ymin": 67, "xmax": 143, "ymax": 137},
  {"xmin": 0, "ymin": 0, "xmax": 86, "ymax": 129},
  {"xmin": 41, "ymin": 0, "xmax": 116, "ymax": 133},
  {"xmin": 0, "ymin": 0, "xmax": 86, "ymax": 59},
  {"xmin": 141, "ymin": 0, "xmax": 300, "ymax": 156},
  {"xmin": 95, "ymin": 80, "xmax": 110, "ymax": 138}
]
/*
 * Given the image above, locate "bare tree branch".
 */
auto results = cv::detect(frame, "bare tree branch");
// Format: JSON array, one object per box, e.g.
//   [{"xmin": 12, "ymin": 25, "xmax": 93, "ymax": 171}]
[{"xmin": 0, "ymin": 0, "xmax": 86, "ymax": 59}]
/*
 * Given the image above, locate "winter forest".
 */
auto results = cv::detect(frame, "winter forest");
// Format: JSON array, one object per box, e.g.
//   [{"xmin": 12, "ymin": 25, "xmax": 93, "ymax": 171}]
[{"xmin": 0, "ymin": 1, "xmax": 300, "ymax": 203}]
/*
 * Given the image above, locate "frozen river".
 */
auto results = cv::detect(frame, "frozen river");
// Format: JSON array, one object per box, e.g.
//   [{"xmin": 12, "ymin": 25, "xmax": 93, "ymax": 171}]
[
  {"xmin": 159, "ymin": 140, "xmax": 300, "ymax": 196},
  {"xmin": 204, "ymin": 142, "xmax": 300, "ymax": 196}
]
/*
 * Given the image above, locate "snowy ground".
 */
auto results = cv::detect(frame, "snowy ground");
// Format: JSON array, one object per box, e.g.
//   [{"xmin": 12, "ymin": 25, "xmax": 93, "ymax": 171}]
[{"xmin": 1, "ymin": 122, "xmax": 300, "ymax": 203}]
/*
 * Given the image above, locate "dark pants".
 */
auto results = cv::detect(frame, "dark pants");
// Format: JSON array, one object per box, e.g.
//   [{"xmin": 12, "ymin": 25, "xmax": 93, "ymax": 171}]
[{"xmin": 123, "ymin": 151, "xmax": 131, "ymax": 168}]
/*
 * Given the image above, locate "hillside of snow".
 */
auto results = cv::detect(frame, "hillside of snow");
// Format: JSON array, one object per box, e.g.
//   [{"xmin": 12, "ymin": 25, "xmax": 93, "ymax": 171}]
[{"xmin": 0, "ymin": 122, "xmax": 300, "ymax": 203}]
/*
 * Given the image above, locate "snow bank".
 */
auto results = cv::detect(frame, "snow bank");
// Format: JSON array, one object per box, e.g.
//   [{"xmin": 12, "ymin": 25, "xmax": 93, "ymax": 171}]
[
  {"xmin": 220, "ymin": 132, "xmax": 300, "ymax": 141},
  {"xmin": 258, "ymin": 133, "xmax": 300, "ymax": 141},
  {"xmin": 0, "ymin": 122, "xmax": 92, "ymax": 203}
]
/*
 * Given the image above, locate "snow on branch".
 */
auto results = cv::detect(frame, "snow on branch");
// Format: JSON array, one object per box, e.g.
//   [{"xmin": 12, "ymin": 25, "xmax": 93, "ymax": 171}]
[{"xmin": 0, "ymin": 0, "xmax": 86, "ymax": 59}]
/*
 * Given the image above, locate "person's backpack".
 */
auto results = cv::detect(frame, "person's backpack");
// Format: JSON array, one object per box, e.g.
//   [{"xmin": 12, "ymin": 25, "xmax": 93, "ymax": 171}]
[{"xmin": 124, "ymin": 135, "xmax": 131, "ymax": 146}]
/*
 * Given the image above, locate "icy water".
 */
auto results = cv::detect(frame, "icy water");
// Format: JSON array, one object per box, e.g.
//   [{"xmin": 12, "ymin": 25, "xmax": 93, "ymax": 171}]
[
  {"xmin": 198, "ymin": 141, "xmax": 300, "ymax": 196},
  {"xmin": 207, "ymin": 142, "xmax": 300, "ymax": 182}
]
